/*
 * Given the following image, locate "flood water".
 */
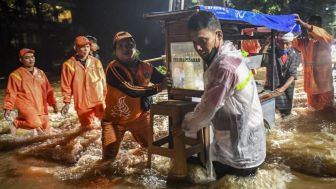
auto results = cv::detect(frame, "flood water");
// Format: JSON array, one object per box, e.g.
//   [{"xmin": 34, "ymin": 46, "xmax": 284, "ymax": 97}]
[{"xmin": 0, "ymin": 69, "xmax": 336, "ymax": 189}]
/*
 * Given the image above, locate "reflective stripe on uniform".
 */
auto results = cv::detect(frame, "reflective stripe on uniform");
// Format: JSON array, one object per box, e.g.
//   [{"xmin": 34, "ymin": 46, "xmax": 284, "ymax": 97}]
[
  {"xmin": 64, "ymin": 61, "xmax": 75, "ymax": 72},
  {"xmin": 95, "ymin": 59, "xmax": 102, "ymax": 68},
  {"xmin": 235, "ymin": 71, "xmax": 253, "ymax": 91},
  {"xmin": 88, "ymin": 72, "xmax": 99, "ymax": 82},
  {"xmin": 10, "ymin": 72, "xmax": 22, "ymax": 81}
]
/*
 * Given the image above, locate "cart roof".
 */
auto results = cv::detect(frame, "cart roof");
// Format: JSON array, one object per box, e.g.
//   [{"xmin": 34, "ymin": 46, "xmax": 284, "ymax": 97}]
[{"xmin": 144, "ymin": 6, "xmax": 301, "ymax": 33}]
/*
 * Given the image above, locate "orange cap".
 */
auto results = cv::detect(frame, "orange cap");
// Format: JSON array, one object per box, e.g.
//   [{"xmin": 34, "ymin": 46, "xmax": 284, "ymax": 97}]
[
  {"xmin": 112, "ymin": 31, "xmax": 134, "ymax": 48},
  {"xmin": 74, "ymin": 36, "xmax": 91, "ymax": 46},
  {"xmin": 19, "ymin": 48, "xmax": 35, "ymax": 57}
]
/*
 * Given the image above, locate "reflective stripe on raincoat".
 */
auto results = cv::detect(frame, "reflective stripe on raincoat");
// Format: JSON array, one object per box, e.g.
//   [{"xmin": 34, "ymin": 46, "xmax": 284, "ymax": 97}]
[
  {"xmin": 61, "ymin": 56, "xmax": 106, "ymax": 110},
  {"xmin": 182, "ymin": 41, "xmax": 266, "ymax": 169},
  {"xmin": 3, "ymin": 67, "xmax": 56, "ymax": 114}
]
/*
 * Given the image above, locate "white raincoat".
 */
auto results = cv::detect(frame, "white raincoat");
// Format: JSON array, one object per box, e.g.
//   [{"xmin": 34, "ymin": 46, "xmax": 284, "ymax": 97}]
[{"xmin": 182, "ymin": 41, "xmax": 266, "ymax": 169}]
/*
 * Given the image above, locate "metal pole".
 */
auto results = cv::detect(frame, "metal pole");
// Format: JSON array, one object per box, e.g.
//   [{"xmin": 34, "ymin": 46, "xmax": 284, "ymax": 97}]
[
  {"xmin": 170, "ymin": 0, "xmax": 185, "ymax": 11},
  {"xmin": 271, "ymin": 30, "xmax": 276, "ymax": 91},
  {"xmin": 181, "ymin": 0, "xmax": 185, "ymax": 10},
  {"xmin": 169, "ymin": 0, "xmax": 173, "ymax": 11}
]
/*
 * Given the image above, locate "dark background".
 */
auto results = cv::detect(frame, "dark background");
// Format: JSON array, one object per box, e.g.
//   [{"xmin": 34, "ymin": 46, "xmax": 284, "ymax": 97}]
[
  {"xmin": 0, "ymin": 0, "xmax": 170, "ymax": 82},
  {"xmin": 0, "ymin": 0, "xmax": 335, "ymax": 84}
]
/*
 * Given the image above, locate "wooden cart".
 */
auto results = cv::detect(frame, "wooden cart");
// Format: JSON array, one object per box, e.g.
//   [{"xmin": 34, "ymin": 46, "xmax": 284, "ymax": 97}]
[{"xmin": 143, "ymin": 7, "xmax": 284, "ymax": 177}]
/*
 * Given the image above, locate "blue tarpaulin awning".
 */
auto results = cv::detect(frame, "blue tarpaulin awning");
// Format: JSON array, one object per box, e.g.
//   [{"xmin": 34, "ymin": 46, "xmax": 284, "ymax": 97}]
[{"xmin": 199, "ymin": 6, "xmax": 301, "ymax": 33}]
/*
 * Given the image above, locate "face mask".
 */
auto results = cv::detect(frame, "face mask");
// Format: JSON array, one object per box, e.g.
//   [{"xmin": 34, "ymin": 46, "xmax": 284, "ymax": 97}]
[
  {"xmin": 203, "ymin": 47, "xmax": 218, "ymax": 65},
  {"xmin": 203, "ymin": 33, "xmax": 220, "ymax": 65},
  {"xmin": 276, "ymin": 48, "xmax": 290, "ymax": 56},
  {"xmin": 283, "ymin": 49, "xmax": 290, "ymax": 55}
]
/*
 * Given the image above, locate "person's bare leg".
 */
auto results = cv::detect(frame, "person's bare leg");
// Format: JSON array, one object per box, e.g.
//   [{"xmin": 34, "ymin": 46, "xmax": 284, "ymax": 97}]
[
  {"xmin": 10, "ymin": 122, "xmax": 17, "ymax": 136},
  {"xmin": 36, "ymin": 127, "xmax": 46, "ymax": 135}
]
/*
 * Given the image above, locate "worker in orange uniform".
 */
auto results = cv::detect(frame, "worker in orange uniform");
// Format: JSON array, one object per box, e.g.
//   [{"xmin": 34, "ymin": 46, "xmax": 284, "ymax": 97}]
[
  {"xmin": 241, "ymin": 28, "xmax": 261, "ymax": 76},
  {"xmin": 3, "ymin": 48, "xmax": 58, "ymax": 135},
  {"xmin": 101, "ymin": 31, "xmax": 165, "ymax": 160},
  {"xmin": 293, "ymin": 14, "xmax": 334, "ymax": 110},
  {"xmin": 61, "ymin": 36, "xmax": 106, "ymax": 130},
  {"xmin": 241, "ymin": 29, "xmax": 261, "ymax": 55}
]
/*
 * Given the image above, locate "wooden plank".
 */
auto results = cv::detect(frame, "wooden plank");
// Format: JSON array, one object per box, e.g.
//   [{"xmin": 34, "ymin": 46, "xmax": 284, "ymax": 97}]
[
  {"xmin": 152, "ymin": 136, "xmax": 171, "ymax": 147},
  {"xmin": 148, "ymin": 145, "xmax": 175, "ymax": 158}
]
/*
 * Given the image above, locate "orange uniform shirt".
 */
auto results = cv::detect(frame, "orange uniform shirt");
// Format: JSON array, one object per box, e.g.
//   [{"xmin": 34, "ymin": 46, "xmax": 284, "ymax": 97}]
[
  {"xmin": 241, "ymin": 40, "xmax": 261, "ymax": 54},
  {"xmin": 293, "ymin": 26, "xmax": 333, "ymax": 94},
  {"xmin": 104, "ymin": 60, "xmax": 160, "ymax": 124},
  {"xmin": 293, "ymin": 26, "xmax": 332, "ymax": 65},
  {"xmin": 61, "ymin": 56, "xmax": 106, "ymax": 110},
  {"xmin": 3, "ymin": 67, "xmax": 56, "ymax": 115}
]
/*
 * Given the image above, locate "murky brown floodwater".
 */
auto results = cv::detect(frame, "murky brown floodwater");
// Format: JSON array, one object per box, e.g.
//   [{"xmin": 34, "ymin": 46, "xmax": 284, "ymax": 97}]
[{"xmin": 1, "ymin": 68, "xmax": 336, "ymax": 189}]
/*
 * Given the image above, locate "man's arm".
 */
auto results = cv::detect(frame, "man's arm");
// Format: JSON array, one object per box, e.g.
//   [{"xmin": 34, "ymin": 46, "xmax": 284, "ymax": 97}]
[
  {"xmin": 42, "ymin": 71, "xmax": 58, "ymax": 113},
  {"xmin": 60, "ymin": 61, "xmax": 74, "ymax": 115},
  {"xmin": 96, "ymin": 59, "xmax": 107, "ymax": 97},
  {"xmin": 275, "ymin": 76, "xmax": 295, "ymax": 93},
  {"xmin": 182, "ymin": 85, "xmax": 225, "ymax": 134},
  {"xmin": 106, "ymin": 65, "xmax": 160, "ymax": 98},
  {"xmin": 182, "ymin": 68, "xmax": 238, "ymax": 134},
  {"xmin": 294, "ymin": 14, "xmax": 311, "ymax": 31},
  {"xmin": 42, "ymin": 71, "xmax": 57, "ymax": 106},
  {"xmin": 294, "ymin": 14, "xmax": 332, "ymax": 44},
  {"xmin": 3, "ymin": 73, "xmax": 21, "ymax": 120},
  {"xmin": 61, "ymin": 61, "xmax": 74, "ymax": 104},
  {"xmin": 3, "ymin": 73, "xmax": 20, "ymax": 111}
]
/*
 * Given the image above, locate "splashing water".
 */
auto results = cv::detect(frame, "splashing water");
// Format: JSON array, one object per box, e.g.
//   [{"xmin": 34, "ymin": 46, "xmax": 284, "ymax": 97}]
[{"xmin": 1, "ymin": 78, "xmax": 336, "ymax": 189}]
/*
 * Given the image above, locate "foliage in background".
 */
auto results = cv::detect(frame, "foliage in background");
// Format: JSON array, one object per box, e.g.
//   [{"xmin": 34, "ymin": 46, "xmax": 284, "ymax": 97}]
[{"xmin": 229, "ymin": 0, "xmax": 293, "ymax": 14}]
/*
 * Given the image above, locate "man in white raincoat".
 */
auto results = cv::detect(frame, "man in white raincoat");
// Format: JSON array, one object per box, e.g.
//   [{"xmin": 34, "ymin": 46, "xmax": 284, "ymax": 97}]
[{"xmin": 181, "ymin": 11, "xmax": 266, "ymax": 179}]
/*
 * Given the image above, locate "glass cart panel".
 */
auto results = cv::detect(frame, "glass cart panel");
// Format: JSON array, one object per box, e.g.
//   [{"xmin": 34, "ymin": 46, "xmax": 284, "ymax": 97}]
[{"xmin": 170, "ymin": 42, "xmax": 204, "ymax": 91}]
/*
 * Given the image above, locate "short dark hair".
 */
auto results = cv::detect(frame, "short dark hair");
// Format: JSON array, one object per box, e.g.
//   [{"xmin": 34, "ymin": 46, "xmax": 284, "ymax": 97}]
[
  {"xmin": 188, "ymin": 11, "xmax": 221, "ymax": 31},
  {"xmin": 85, "ymin": 35, "xmax": 97, "ymax": 43},
  {"xmin": 308, "ymin": 15, "xmax": 322, "ymax": 27}
]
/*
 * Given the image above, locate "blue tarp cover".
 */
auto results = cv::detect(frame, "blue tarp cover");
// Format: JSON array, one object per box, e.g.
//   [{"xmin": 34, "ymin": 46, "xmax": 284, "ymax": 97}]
[{"xmin": 199, "ymin": 6, "xmax": 301, "ymax": 33}]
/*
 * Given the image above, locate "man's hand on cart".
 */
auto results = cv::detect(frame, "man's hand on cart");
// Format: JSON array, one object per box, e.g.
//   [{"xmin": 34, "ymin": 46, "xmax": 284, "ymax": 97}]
[{"xmin": 275, "ymin": 87, "xmax": 285, "ymax": 94}]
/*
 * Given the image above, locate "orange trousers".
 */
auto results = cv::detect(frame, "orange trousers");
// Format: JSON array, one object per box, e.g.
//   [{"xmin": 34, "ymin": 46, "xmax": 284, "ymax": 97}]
[
  {"xmin": 307, "ymin": 91, "xmax": 334, "ymax": 110},
  {"xmin": 77, "ymin": 104, "xmax": 104, "ymax": 129},
  {"xmin": 14, "ymin": 113, "xmax": 49, "ymax": 131},
  {"xmin": 304, "ymin": 65, "xmax": 334, "ymax": 110},
  {"xmin": 101, "ymin": 112, "xmax": 150, "ymax": 160},
  {"xmin": 13, "ymin": 103, "xmax": 49, "ymax": 131}
]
